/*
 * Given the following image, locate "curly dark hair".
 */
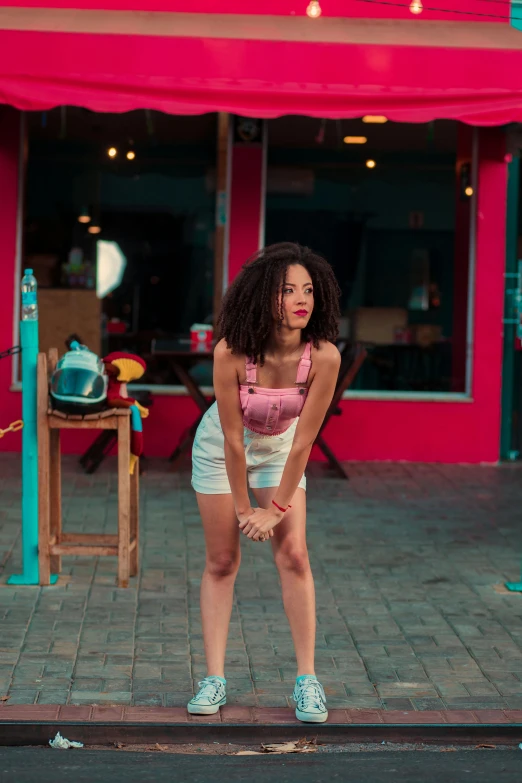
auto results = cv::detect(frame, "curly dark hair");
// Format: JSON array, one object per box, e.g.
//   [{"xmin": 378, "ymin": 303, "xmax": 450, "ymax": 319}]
[{"xmin": 217, "ymin": 242, "xmax": 341, "ymax": 363}]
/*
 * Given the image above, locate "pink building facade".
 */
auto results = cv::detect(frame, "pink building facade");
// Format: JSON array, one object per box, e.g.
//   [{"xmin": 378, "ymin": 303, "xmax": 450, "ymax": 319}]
[{"xmin": 0, "ymin": 1, "xmax": 518, "ymax": 462}]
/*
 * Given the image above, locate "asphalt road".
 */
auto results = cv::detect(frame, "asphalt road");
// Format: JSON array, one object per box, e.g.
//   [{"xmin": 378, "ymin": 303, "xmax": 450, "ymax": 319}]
[{"xmin": 1, "ymin": 748, "xmax": 521, "ymax": 783}]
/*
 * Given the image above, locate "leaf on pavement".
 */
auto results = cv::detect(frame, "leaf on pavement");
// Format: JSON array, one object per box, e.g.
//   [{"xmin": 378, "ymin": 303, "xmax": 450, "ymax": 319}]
[{"xmin": 261, "ymin": 740, "xmax": 317, "ymax": 754}]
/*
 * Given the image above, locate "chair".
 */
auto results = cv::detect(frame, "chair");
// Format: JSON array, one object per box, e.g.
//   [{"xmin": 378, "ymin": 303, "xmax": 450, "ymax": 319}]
[
  {"xmin": 37, "ymin": 348, "xmax": 139, "ymax": 588},
  {"xmin": 314, "ymin": 342, "xmax": 367, "ymax": 479}
]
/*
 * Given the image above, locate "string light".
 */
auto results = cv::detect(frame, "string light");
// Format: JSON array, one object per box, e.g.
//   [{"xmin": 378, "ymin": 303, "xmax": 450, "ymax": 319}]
[
  {"xmin": 409, "ymin": 0, "xmax": 423, "ymax": 13},
  {"xmin": 366, "ymin": 160, "xmax": 377, "ymax": 169},
  {"xmin": 362, "ymin": 116, "xmax": 388, "ymax": 124},
  {"xmin": 126, "ymin": 151, "xmax": 136, "ymax": 160},
  {"xmin": 306, "ymin": 1, "xmax": 322, "ymax": 18},
  {"xmin": 344, "ymin": 136, "xmax": 367, "ymax": 144},
  {"xmin": 352, "ymin": 0, "xmax": 521, "ymax": 21},
  {"xmin": 107, "ymin": 147, "xmax": 117, "ymax": 158}
]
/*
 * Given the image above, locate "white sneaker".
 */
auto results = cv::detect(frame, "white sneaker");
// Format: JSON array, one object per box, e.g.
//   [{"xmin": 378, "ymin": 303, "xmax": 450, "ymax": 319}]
[
  {"xmin": 292, "ymin": 676, "xmax": 328, "ymax": 723},
  {"xmin": 187, "ymin": 676, "xmax": 226, "ymax": 715}
]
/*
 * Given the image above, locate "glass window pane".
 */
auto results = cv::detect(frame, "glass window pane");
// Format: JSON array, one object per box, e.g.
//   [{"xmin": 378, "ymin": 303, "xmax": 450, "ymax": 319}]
[
  {"xmin": 265, "ymin": 117, "xmax": 469, "ymax": 394},
  {"xmin": 24, "ymin": 108, "xmax": 217, "ymax": 386}
]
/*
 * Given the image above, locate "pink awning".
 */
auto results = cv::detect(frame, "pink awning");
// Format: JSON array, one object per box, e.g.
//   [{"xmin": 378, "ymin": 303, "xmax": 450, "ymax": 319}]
[{"xmin": 1, "ymin": 9, "xmax": 522, "ymax": 124}]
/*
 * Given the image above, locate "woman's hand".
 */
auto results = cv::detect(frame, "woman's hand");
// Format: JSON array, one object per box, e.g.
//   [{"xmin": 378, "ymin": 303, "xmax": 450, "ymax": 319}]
[
  {"xmin": 236, "ymin": 506, "xmax": 255, "ymax": 527},
  {"xmin": 238, "ymin": 506, "xmax": 283, "ymax": 541},
  {"xmin": 236, "ymin": 507, "xmax": 274, "ymax": 542}
]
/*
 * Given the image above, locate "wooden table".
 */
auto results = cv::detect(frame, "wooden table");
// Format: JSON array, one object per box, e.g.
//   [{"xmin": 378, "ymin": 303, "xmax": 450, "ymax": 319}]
[
  {"xmin": 150, "ymin": 338, "xmax": 215, "ymax": 463},
  {"xmin": 153, "ymin": 337, "xmax": 366, "ymax": 477},
  {"xmin": 314, "ymin": 341, "xmax": 367, "ymax": 479}
]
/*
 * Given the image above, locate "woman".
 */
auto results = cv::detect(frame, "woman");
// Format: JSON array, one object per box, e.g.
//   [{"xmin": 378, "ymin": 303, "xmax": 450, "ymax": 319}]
[{"xmin": 189, "ymin": 242, "xmax": 341, "ymax": 723}]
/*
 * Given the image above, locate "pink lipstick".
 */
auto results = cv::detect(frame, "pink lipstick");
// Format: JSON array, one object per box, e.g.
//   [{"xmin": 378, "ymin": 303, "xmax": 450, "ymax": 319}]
[{"xmin": 294, "ymin": 310, "xmax": 308, "ymax": 316}]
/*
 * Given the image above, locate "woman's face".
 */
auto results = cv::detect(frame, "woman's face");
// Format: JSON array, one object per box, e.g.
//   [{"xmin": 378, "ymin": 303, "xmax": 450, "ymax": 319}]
[{"xmin": 276, "ymin": 263, "xmax": 314, "ymax": 329}]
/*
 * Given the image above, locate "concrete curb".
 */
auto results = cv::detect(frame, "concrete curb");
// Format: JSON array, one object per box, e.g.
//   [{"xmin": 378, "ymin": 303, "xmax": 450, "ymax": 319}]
[{"xmin": 1, "ymin": 707, "xmax": 522, "ymax": 746}]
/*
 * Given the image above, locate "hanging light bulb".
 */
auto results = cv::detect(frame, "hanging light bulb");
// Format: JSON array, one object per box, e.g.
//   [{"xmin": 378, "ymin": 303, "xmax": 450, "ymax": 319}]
[
  {"xmin": 126, "ymin": 150, "xmax": 136, "ymax": 161},
  {"xmin": 107, "ymin": 147, "xmax": 117, "ymax": 158},
  {"xmin": 366, "ymin": 160, "xmax": 377, "ymax": 169},
  {"xmin": 77, "ymin": 207, "xmax": 91, "ymax": 224},
  {"xmin": 362, "ymin": 116, "xmax": 388, "ymax": 124},
  {"xmin": 306, "ymin": 1, "xmax": 322, "ymax": 18},
  {"xmin": 465, "ymin": 186, "xmax": 474, "ymax": 197},
  {"xmin": 88, "ymin": 224, "xmax": 102, "ymax": 235},
  {"xmin": 344, "ymin": 136, "xmax": 368, "ymax": 145},
  {"xmin": 409, "ymin": 0, "xmax": 423, "ymax": 14}
]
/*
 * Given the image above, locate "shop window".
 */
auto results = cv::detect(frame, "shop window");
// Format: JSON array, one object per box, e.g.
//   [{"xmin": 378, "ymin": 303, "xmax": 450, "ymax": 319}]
[
  {"xmin": 23, "ymin": 107, "xmax": 217, "ymax": 385},
  {"xmin": 265, "ymin": 117, "xmax": 472, "ymax": 395}
]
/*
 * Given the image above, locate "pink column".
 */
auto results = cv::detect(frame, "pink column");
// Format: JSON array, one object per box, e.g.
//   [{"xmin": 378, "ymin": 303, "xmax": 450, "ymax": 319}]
[
  {"xmin": 471, "ymin": 127, "xmax": 506, "ymax": 458},
  {"xmin": 452, "ymin": 124, "xmax": 472, "ymax": 392},
  {"xmin": 227, "ymin": 119, "xmax": 265, "ymax": 283},
  {"xmin": 0, "ymin": 107, "xmax": 22, "ymax": 452}
]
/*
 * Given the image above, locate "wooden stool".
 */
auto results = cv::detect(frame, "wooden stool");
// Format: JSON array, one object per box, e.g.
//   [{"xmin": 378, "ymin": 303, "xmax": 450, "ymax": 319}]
[{"xmin": 37, "ymin": 349, "xmax": 139, "ymax": 587}]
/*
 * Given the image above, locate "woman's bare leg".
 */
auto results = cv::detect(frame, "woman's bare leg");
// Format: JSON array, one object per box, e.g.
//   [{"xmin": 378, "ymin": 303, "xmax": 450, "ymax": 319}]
[
  {"xmin": 196, "ymin": 492, "xmax": 240, "ymax": 678},
  {"xmin": 251, "ymin": 487, "xmax": 315, "ymax": 676}
]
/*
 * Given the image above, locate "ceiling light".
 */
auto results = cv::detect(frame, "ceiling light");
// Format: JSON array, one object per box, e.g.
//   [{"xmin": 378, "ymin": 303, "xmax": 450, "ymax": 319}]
[
  {"xmin": 362, "ymin": 116, "xmax": 388, "ymax": 124},
  {"xmin": 88, "ymin": 224, "xmax": 102, "ymax": 235},
  {"xmin": 306, "ymin": 1, "xmax": 322, "ymax": 18},
  {"xmin": 366, "ymin": 160, "xmax": 376, "ymax": 169},
  {"xmin": 409, "ymin": 0, "xmax": 423, "ymax": 13},
  {"xmin": 126, "ymin": 150, "xmax": 136, "ymax": 161},
  {"xmin": 343, "ymin": 136, "xmax": 367, "ymax": 145},
  {"xmin": 77, "ymin": 208, "xmax": 91, "ymax": 224},
  {"xmin": 107, "ymin": 147, "xmax": 117, "ymax": 158}
]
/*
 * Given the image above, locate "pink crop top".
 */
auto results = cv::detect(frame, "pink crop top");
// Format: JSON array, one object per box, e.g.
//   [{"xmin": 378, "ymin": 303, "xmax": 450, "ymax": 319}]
[{"xmin": 239, "ymin": 342, "xmax": 312, "ymax": 436}]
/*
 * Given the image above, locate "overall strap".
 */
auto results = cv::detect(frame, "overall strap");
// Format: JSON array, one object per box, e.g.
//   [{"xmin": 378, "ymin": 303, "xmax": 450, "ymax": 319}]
[
  {"xmin": 295, "ymin": 341, "xmax": 312, "ymax": 385},
  {"xmin": 245, "ymin": 357, "xmax": 257, "ymax": 384}
]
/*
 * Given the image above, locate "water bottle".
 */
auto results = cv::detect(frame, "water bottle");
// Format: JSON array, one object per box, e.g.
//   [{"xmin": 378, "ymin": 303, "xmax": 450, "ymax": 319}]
[{"xmin": 21, "ymin": 268, "xmax": 38, "ymax": 321}]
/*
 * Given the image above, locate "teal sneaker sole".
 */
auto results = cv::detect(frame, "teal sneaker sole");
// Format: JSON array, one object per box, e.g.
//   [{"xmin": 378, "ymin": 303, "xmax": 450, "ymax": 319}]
[
  {"xmin": 295, "ymin": 707, "xmax": 328, "ymax": 723},
  {"xmin": 187, "ymin": 697, "xmax": 226, "ymax": 715}
]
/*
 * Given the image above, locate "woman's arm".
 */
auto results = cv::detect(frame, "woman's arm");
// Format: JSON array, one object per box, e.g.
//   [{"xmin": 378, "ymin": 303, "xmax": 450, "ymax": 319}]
[
  {"xmin": 213, "ymin": 339, "xmax": 252, "ymax": 518},
  {"xmin": 240, "ymin": 342, "xmax": 341, "ymax": 540}
]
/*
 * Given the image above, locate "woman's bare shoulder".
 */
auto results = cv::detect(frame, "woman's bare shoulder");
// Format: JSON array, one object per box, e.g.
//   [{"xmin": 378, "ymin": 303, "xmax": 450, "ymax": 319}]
[
  {"xmin": 214, "ymin": 339, "xmax": 246, "ymax": 368},
  {"xmin": 214, "ymin": 338, "xmax": 233, "ymax": 360},
  {"xmin": 312, "ymin": 340, "xmax": 341, "ymax": 368}
]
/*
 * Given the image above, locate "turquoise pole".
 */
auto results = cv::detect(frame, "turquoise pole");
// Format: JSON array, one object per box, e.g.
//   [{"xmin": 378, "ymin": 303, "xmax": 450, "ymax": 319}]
[
  {"xmin": 8, "ymin": 274, "xmax": 57, "ymax": 585},
  {"xmin": 8, "ymin": 321, "xmax": 40, "ymax": 584}
]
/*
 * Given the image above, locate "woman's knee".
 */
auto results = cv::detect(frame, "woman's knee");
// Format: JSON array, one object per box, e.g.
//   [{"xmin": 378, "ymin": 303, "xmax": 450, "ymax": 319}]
[
  {"xmin": 206, "ymin": 549, "xmax": 241, "ymax": 579},
  {"xmin": 275, "ymin": 544, "xmax": 310, "ymax": 576}
]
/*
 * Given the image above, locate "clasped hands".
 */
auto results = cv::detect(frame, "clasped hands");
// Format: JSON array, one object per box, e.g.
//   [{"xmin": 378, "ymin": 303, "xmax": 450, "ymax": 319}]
[{"xmin": 237, "ymin": 506, "xmax": 283, "ymax": 542}]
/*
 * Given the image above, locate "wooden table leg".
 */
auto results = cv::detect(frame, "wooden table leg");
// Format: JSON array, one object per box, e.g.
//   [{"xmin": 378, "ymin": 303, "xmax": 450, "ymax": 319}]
[
  {"xmin": 168, "ymin": 359, "xmax": 213, "ymax": 464},
  {"xmin": 315, "ymin": 434, "xmax": 350, "ymax": 480},
  {"xmin": 49, "ymin": 428, "xmax": 62, "ymax": 575},
  {"xmin": 117, "ymin": 415, "xmax": 131, "ymax": 588},
  {"xmin": 130, "ymin": 462, "xmax": 139, "ymax": 577},
  {"xmin": 83, "ymin": 430, "xmax": 118, "ymax": 474},
  {"xmin": 169, "ymin": 413, "xmax": 204, "ymax": 462},
  {"xmin": 171, "ymin": 361, "xmax": 211, "ymax": 414}
]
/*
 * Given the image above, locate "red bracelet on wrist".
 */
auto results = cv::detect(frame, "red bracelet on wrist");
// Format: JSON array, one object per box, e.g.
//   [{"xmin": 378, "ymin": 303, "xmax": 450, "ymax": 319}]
[{"xmin": 272, "ymin": 499, "xmax": 292, "ymax": 513}]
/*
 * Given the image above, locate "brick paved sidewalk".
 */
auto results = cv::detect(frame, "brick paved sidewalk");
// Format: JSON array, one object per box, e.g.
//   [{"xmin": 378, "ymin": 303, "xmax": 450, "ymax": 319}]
[{"xmin": 2, "ymin": 454, "xmax": 522, "ymax": 714}]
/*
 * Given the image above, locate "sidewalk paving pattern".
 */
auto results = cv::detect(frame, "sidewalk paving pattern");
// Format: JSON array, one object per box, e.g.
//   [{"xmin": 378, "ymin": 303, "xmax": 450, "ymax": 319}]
[{"xmin": 1, "ymin": 454, "xmax": 522, "ymax": 714}]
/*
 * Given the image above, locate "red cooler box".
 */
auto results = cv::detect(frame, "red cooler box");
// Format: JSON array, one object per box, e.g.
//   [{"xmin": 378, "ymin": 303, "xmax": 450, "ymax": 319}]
[{"xmin": 190, "ymin": 323, "xmax": 213, "ymax": 350}]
